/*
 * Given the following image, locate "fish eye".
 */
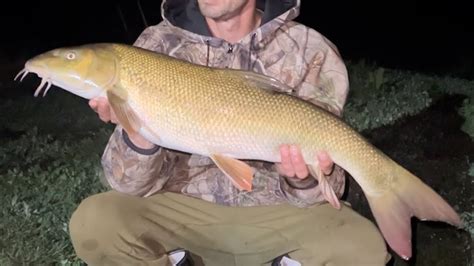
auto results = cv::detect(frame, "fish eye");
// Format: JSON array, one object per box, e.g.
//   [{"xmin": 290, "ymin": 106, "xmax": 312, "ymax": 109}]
[{"xmin": 65, "ymin": 51, "xmax": 76, "ymax": 60}]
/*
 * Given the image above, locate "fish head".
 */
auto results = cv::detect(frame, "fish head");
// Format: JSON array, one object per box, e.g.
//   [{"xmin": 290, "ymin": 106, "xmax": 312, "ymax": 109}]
[{"xmin": 15, "ymin": 43, "xmax": 118, "ymax": 99}]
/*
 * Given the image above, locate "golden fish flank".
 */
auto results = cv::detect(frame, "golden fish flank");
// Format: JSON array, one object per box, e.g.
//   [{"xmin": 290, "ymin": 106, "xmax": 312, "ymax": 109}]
[{"xmin": 16, "ymin": 43, "xmax": 462, "ymax": 261}]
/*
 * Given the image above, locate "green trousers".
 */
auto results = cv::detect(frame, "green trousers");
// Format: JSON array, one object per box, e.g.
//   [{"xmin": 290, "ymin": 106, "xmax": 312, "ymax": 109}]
[{"xmin": 69, "ymin": 191, "xmax": 390, "ymax": 266}]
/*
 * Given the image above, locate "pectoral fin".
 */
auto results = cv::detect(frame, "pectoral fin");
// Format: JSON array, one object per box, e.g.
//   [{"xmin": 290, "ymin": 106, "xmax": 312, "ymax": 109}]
[
  {"xmin": 308, "ymin": 164, "xmax": 341, "ymax": 209},
  {"xmin": 210, "ymin": 154, "xmax": 254, "ymax": 191},
  {"xmin": 107, "ymin": 85, "xmax": 142, "ymax": 136}
]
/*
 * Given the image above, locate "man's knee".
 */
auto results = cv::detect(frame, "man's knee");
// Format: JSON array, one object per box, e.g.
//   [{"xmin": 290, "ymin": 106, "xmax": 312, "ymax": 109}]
[
  {"xmin": 291, "ymin": 204, "xmax": 391, "ymax": 265},
  {"xmin": 70, "ymin": 192, "xmax": 122, "ymax": 235},
  {"xmin": 68, "ymin": 191, "xmax": 140, "ymax": 261},
  {"xmin": 326, "ymin": 206, "xmax": 390, "ymax": 265}
]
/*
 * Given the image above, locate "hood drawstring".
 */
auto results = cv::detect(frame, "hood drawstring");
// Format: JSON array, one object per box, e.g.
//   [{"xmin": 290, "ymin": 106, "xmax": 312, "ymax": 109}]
[
  {"xmin": 247, "ymin": 33, "xmax": 257, "ymax": 71},
  {"xmin": 205, "ymin": 39, "xmax": 211, "ymax": 67}
]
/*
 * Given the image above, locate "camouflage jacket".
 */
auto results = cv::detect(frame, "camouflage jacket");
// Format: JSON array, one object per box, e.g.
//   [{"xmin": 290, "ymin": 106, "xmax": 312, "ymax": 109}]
[{"xmin": 100, "ymin": 0, "xmax": 349, "ymax": 207}]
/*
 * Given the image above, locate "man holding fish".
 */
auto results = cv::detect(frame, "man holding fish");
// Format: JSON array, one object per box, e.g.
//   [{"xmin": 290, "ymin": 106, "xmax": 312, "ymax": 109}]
[{"xmin": 71, "ymin": 0, "xmax": 390, "ymax": 265}]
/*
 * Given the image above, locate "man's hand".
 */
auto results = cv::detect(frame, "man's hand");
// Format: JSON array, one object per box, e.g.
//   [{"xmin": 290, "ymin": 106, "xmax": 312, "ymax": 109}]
[
  {"xmin": 89, "ymin": 97, "xmax": 118, "ymax": 124},
  {"xmin": 88, "ymin": 97, "xmax": 155, "ymax": 149},
  {"xmin": 276, "ymin": 144, "xmax": 334, "ymax": 179}
]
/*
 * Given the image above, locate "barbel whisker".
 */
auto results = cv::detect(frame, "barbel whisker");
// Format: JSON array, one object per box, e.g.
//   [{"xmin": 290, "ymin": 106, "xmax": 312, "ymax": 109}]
[
  {"xmin": 43, "ymin": 81, "xmax": 53, "ymax": 97},
  {"xmin": 14, "ymin": 68, "xmax": 29, "ymax": 81},
  {"xmin": 34, "ymin": 78, "xmax": 47, "ymax": 97}
]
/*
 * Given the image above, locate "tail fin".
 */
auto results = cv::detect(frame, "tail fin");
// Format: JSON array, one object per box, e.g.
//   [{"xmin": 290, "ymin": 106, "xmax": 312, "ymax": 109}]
[{"xmin": 366, "ymin": 165, "xmax": 462, "ymax": 260}]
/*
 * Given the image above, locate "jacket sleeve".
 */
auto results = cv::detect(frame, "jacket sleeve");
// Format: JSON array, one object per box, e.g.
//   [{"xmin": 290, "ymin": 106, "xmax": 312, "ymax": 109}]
[
  {"xmin": 278, "ymin": 35, "xmax": 350, "ymax": 206},
  {"xmin": 101, "ymin": 126, "xmax": 168, "ymax": 197},
  {"xmin": 100, "ymin": 25, "xmax": 169, "ymax": 197}
]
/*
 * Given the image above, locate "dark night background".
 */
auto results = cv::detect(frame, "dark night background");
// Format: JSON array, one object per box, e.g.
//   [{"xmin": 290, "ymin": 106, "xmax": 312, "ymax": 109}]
[
  {"xmin": 0, "ymin": 1, "xmax": 472, "ymax": 265},
  {"xmin": 0, "ymin": 0, "xmax": 473, "ymax": 80}
]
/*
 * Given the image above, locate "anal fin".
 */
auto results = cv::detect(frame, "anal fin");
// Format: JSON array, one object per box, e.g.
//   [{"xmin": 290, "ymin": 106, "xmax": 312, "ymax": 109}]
[{"xmin": 308, "ymin": 164, "xmax": 341, "ymax": 209}]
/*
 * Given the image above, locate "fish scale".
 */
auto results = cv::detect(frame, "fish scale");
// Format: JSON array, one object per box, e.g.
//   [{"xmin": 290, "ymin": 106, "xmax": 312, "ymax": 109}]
[{"xmin": 18, "ymin": 42, "xmax": 462, "ymax": 261}]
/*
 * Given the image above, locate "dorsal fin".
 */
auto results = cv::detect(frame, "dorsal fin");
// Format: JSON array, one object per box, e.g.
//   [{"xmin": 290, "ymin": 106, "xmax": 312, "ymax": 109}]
[{"xmin": 225, "ymin": 69, "xmax": 294, "ymax": 94}]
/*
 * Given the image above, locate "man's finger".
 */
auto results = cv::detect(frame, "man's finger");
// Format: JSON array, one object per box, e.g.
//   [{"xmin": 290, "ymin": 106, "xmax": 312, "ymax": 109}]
[
  {"xmin": 290, "ymin": 145, "xmax": 308, "ymax": 179},
  {"xmin": 97, "ymin": 102, "xmax": 111, "ymax": 122},
  {"xmin": 98, "ymin": 113, "xmax": 110, "ymax": 122},
  {"xmin": 317, "ymin": 152, "xmax": 334, "ymax": 175},
  {"xmin": 279, "ymin": 144, "xmax": 295, "ymax": 177},
  {"xmin": 89, "ymin": 99, "xmax": 98, "ymax": 112}
]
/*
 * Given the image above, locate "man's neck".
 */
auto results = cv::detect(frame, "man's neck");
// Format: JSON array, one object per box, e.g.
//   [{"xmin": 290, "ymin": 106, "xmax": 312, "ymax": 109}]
[{"xmin": 205, "ymin": 3, "xmax": 261, "ymax": 44}]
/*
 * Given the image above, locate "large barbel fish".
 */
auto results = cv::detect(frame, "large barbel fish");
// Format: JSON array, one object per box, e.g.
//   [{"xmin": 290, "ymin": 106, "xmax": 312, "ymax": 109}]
[{"xmin": 15, "ymin": 43, "xmax": 461, "ymax": 260}]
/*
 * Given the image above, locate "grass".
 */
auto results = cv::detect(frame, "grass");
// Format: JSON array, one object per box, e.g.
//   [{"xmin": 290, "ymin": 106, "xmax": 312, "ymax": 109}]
[
  {"xmin": 343, "ymin": 60, "xmax": 474, "ymax": 132},
  {"xmin": 0, "ymin": 60, "xmax": 472, "ymax": 264},
  {"xmin": 0, "ymin": 89, "xmax": 112, "ymax": 265}
]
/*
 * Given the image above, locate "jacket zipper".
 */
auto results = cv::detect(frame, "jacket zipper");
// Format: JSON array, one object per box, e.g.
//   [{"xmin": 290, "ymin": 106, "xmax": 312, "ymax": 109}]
[{"xmin": 227, "ymin": 43, "xmax": 234, "ymax": 53}]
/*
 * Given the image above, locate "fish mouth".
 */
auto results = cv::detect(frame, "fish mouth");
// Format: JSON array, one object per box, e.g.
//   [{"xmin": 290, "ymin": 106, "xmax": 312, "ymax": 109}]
[{"xmin": 14, "ymin": 61, "xmax": 53, "ymax": 97}]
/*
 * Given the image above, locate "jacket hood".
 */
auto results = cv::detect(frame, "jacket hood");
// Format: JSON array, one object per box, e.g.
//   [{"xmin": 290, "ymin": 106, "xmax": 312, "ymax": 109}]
[{"xmin": 160, "ymin": 0, "xmax": 300, "ymax": 45}]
